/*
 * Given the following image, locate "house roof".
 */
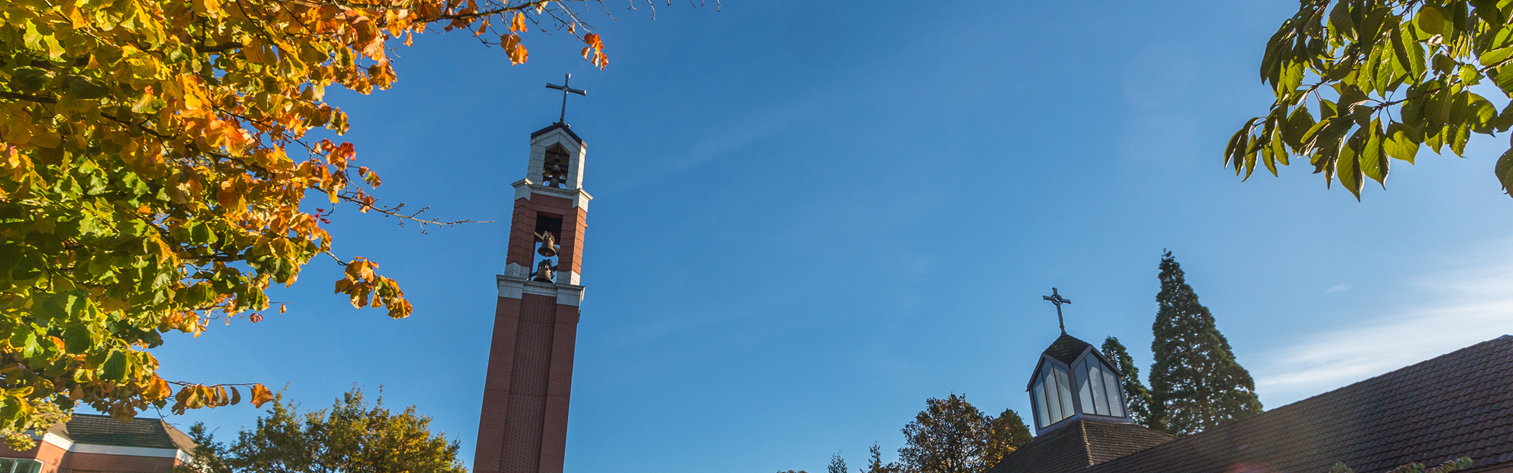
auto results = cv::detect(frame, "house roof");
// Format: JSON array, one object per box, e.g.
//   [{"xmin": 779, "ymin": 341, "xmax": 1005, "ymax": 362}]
[
  {"xmin": 986, "ymin": 419, "xmax": 1173, "ymax": 473},
  {"xmin": 530, "ymin": 122, "xmax": 583, "ymax": 145},
  {"xmin": 54, "ymin": 414, "xmax": 198, "ymax": 452},
  {"xmin": 1080, "ymin": 335, "xmax": 1513, "ymax": 473}
]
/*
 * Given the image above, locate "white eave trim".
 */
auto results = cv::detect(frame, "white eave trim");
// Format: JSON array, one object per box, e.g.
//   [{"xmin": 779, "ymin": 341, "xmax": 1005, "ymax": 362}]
[{"xmin": 42, "ymin": 432, "xmax": 192, "ymax": 462}]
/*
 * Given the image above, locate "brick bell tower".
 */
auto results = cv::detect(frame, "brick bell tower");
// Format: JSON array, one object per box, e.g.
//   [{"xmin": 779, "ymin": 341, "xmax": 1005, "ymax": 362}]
[{"xmin": 475, "ymin": 75, "xmax": 592, "ymax": 473}]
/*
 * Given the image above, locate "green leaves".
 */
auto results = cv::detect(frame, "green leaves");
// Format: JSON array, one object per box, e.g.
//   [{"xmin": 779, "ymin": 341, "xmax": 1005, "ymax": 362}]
[{"xmin": 1236, "ymin": 0, "xmax": 1513, "ymax": 200}]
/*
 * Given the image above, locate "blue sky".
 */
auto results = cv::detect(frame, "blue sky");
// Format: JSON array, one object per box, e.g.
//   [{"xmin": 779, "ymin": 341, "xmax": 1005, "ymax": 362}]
[{"xmin": 127, "ymin": 0, "xmax": 1513, "ymax": 472}]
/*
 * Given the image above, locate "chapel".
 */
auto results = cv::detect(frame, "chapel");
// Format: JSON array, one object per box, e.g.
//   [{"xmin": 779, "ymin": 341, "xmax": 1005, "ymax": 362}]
[{"xmin": 989, "ymin": 326, "xmax": 1513, "ymax": 473}]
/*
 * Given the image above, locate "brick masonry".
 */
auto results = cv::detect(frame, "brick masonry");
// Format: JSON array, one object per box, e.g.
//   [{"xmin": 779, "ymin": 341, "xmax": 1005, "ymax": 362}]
[{"xmin": 477, "ymin": 186, "xmax": 588, "ymax": 473}]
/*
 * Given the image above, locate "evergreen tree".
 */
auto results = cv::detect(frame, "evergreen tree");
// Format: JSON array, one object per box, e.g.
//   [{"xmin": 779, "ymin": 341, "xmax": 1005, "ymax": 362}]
[
  {"xmin": 897, "ymin": 394, "xmax": 990, "ymax": 473},
  {"xmin": 1101, "ymin": 336, "xmax": 1159, "ymax": 431},
  {"xmin": 861, "ymin": 443, "xmax": 900, "ymax": 473},
  {"xmin": 983, "ymin": 409, "xmax": 1032, "ymax": 466},
  {"xmin": 1148, "ymin": 251, "xmax": 1263, "ymax": 436},
  {"xmin": 830, "ymin": 452, "xmax": 850, "ymax": 473}
]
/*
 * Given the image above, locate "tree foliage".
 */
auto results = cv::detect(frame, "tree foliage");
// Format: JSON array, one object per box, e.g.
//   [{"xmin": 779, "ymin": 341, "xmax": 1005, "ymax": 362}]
[
  {"xmin": 174, "ymin": 387, "xmax": 465, "ymax": 473},
  {"xmin": 1229, "ymin": 0, "xmax": 1513, "ymax": 199},
  {"xmin": 983, "ymin": 408, "xmax": 1031, "ymax": 467},
  {"xmin": 0, "ymin": 0, "xmax": 623, "ymax": 446},
  {"xmin": 829, "ymin": 451, "xmax": 848, "ymax": 473},
  {"xmin": 1101, "ymin": 336, "xmax": 1158, "ymax": 431},
  {"xmin": 860, "ymin": 443, "xmax": 900, "ymax": 473},
  {"xmin": 1148, "ymin": 251, "xmax": 1263, "ymax": 436},
  {"xmin": 896, "ymin": 394, "xmax": 1028, "ymax": 473}
]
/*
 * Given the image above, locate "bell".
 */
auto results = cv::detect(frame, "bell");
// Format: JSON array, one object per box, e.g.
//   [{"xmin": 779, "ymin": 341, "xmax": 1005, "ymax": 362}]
[
  {"xmin": 532, "ymin": 259, "xmax": 556, "ymax": 283},
  {"xmin": 535, "ymin": 231, "xmax": 559, "ymax": 257}
]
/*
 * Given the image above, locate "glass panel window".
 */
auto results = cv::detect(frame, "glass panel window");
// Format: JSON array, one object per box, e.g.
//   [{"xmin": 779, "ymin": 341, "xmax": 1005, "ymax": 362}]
[
  {"xmin": 1075, "ymin": 360, "xmax": 1093, "ymax": 415},
  {"xmin": 1053, "ymin": 365, "xmax": 1076, "ymax": 420},
  {"xmin": 1033, "ymin": 378, "xmax": 1049, "ymax": 428},
  {"xmin": 1103, "ymin": 367, "xmax": 1125, "ymax": 418},
  {"xmin": 1042, "ymin": 368, "xmax": 1063, "ymax": 424},
  {"xmin": 1088, "ymin": 362, "xmax": 1110, "ymax": 415}
]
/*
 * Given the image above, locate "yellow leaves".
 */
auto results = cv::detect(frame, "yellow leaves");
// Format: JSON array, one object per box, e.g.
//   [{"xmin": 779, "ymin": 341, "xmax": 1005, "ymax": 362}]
[
  {"xmin": 0, "ymin": 145, "xmax": 32, "ymax": 182},
  {"xmin": 66, "ymin": 8, "xmax": 89, "ymax": 29},
  {"xmin": 510, "ymin": 12, "xmax": 528, "ymax": 32},
  {"xmin": 582, "ymin": 33, "xmax": 608, "ymax": 69},
  {"xmin": 191, "ymin": 0, "xmax": 223, "ymax": 18},
  {"xmin": 130, "ymin": 86, "xmax": 157, "ymax": 114},
  {"xmin": 503, "ymin": 34, "xmax": 528, "ymax": 65}
]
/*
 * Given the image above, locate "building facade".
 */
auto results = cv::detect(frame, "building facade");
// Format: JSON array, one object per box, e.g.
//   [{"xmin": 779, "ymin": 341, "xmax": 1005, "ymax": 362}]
[
  {"xmin": 0, "ymin": 414, "xmax": 196, "ymax": 473},
  {"xmin": 473, "ymin": 122, "xmax": 592, "ymax": 473}
]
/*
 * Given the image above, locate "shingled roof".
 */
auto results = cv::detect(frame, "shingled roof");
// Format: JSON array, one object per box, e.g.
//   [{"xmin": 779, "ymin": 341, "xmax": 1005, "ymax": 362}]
[
  {"xmin": 1041, "ymin": 333, "xmax": 1094, "ymax": 366},
  {"xmin": 53, "ymin": 414, "xmax": 198, "ymax": 452},
  {"xmin": 1079, "ymin": 335, "xmax": 1513, "ymax": 473},
  {"xmin": 987, "ymin": 420, "xmax": 1173, "ymax": 473}
]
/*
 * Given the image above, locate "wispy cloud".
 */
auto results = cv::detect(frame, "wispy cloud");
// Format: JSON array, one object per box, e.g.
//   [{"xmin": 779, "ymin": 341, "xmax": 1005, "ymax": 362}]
[
  {"xmin": 1325, "ymin": 283, "xmax": 1351, "ymax": 293},
  {"xmin": 1253, "ymin": 247, "xmax": 1513, "ymax": 406}
]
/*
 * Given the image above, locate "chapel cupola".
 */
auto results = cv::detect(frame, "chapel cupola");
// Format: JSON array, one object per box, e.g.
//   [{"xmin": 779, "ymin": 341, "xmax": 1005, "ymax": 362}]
[{"xmin": 1027, "ymin": 289, "xmax": 1131, "ymax": 433}]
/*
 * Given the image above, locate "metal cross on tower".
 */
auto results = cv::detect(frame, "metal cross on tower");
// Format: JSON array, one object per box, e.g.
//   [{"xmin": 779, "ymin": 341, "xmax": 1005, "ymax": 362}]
[
  {"xmin": 545, "ymin": 73, "xmax": 587, "ymax": 124},
  {"xmin": 1043, "ymin": 287, "xmax": 1072, "ymax": 335}
]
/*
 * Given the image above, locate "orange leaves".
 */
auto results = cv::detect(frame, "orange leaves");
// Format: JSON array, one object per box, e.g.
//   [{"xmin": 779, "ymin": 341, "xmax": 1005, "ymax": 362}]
[
  {"xmin": 216, "ymin": 175, "xmax": 250, "ymax": 214},
  {"xmin": 169, "ymin": 382, "xmax": 268, "ymax": 415},
  {"xmin": 250, "ymin": 383, "xmax": 274, "ymax": 407},
  {"xmin": 502, "ymin": 34, "xmax": 529, "ymax": 65},
  {"xmin": 143, "ymin": 377, "xmax": 171, "ymax": 402},
  {"xmin": 582, "ymin": 33, "xmax": 608, "ymax": 69},
  {"xmin": 0, "ymin": 0, "xmax": 624, "ymax": 447},
  {"xmin": 510, "ymin": 12, "xmax": 528, "ymax": 32},
  {"xmin": 333, "ymin": 257, "xmax": 412, "ymax": 318}
]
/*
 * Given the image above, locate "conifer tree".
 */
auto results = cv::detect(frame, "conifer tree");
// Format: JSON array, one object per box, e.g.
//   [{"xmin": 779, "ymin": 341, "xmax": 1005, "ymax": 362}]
[
  {"xmin": 1101, "ymin": 336, "xmax": 1159, "ymax": 431},
  {"xmin": 1148, "ymin": 251, "xmax": 1263, "ymax": 436},
  {"xmin": 830, "ymin": 452, "xmax": 850, "ymax": 473},
  {"xmin": 861, "ymin": 443, "xmax": 900, "ymax": 473}
]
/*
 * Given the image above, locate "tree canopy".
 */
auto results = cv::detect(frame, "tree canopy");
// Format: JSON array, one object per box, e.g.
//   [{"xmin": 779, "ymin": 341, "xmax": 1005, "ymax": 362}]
[
  {"xmin": 896, "ymin": 394, "xmax": 1029, "ymax": 473},
  {"xmin": 0, "ymin": 0, "xmax": 620, "ymax": 446},
  {"xmin": 1149, "ymin": 252, "xmax": 1263, "ymax": 436},
  {"xmin": 174, "ymin": 386, "xmax": 465, "ymax": 473},
  {"xmin": 1229, "ymin": 0, "xmax": 1513, "ymax": 199}
]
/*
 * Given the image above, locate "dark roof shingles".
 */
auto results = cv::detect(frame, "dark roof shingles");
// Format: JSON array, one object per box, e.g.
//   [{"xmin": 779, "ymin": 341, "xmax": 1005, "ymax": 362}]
[
  {"xmin": 1085, "ymin": 335, "xmax": 1513, "ymax": 473},
  {"xmin": 1042, "ymin": 334, "xmax": 1094, "ymax": 366},
  {"xmin": 987, "ymin": 420, "xmax": 1172, "ymax": 473},
  {"xmin": 63, "ymin": 414, "xmax": 196, "ymax": 451}
]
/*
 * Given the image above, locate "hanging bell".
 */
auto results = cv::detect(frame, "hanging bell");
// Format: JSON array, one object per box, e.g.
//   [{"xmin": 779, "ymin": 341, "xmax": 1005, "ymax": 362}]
[
  {"xmin": 535, "ymin": 231, "xmax": 559, "ymax": 257},
  {"xmin": 532, "ymin": 259, "xmax": 556, "ymax": 283}
]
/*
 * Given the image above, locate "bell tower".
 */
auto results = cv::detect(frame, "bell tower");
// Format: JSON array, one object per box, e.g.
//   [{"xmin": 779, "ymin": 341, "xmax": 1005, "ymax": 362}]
[{"xmin": 474, "ymin": 118, "xmax": 592, "ymax": 473}]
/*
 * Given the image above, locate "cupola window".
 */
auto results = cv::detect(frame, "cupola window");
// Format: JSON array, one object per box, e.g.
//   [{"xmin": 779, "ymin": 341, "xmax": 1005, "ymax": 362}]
[
  {"xmin": 1074, "ymin": 357, "xmax": 1126, "ymax": 418},
  {"xmin": 1031, "ymin": 360, "xmax": 1076, "ymax": 429}
]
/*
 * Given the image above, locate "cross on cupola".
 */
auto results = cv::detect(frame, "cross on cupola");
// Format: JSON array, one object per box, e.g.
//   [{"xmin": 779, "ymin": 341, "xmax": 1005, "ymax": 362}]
[
  {"xmin": 1043, "ymin": 287, "xmax": 1072, "ymax": 335},
  {"xmin": 1023, "ymin": 289, "xmax": 1134, "ymax": 434},
  {"xmin": 545, "ymin": 73, "xmax": 587, "ymax": 124}
]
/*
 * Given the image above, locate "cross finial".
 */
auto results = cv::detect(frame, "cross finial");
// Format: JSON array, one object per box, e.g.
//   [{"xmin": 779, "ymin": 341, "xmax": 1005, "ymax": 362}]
[
  {"xmin": 545, "ymin": 73, "xmax": 588, "ymax": 124},
  {"xmin": 1042, "ymin": 287, "xmax": 1072, "ymax": 335}
]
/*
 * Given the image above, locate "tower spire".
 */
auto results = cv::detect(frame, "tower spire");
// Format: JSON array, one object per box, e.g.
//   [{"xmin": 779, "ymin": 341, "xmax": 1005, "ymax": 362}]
[{"xmin": 1043, "ymin": 287, "xmax": 1072, "ymax": 335}]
